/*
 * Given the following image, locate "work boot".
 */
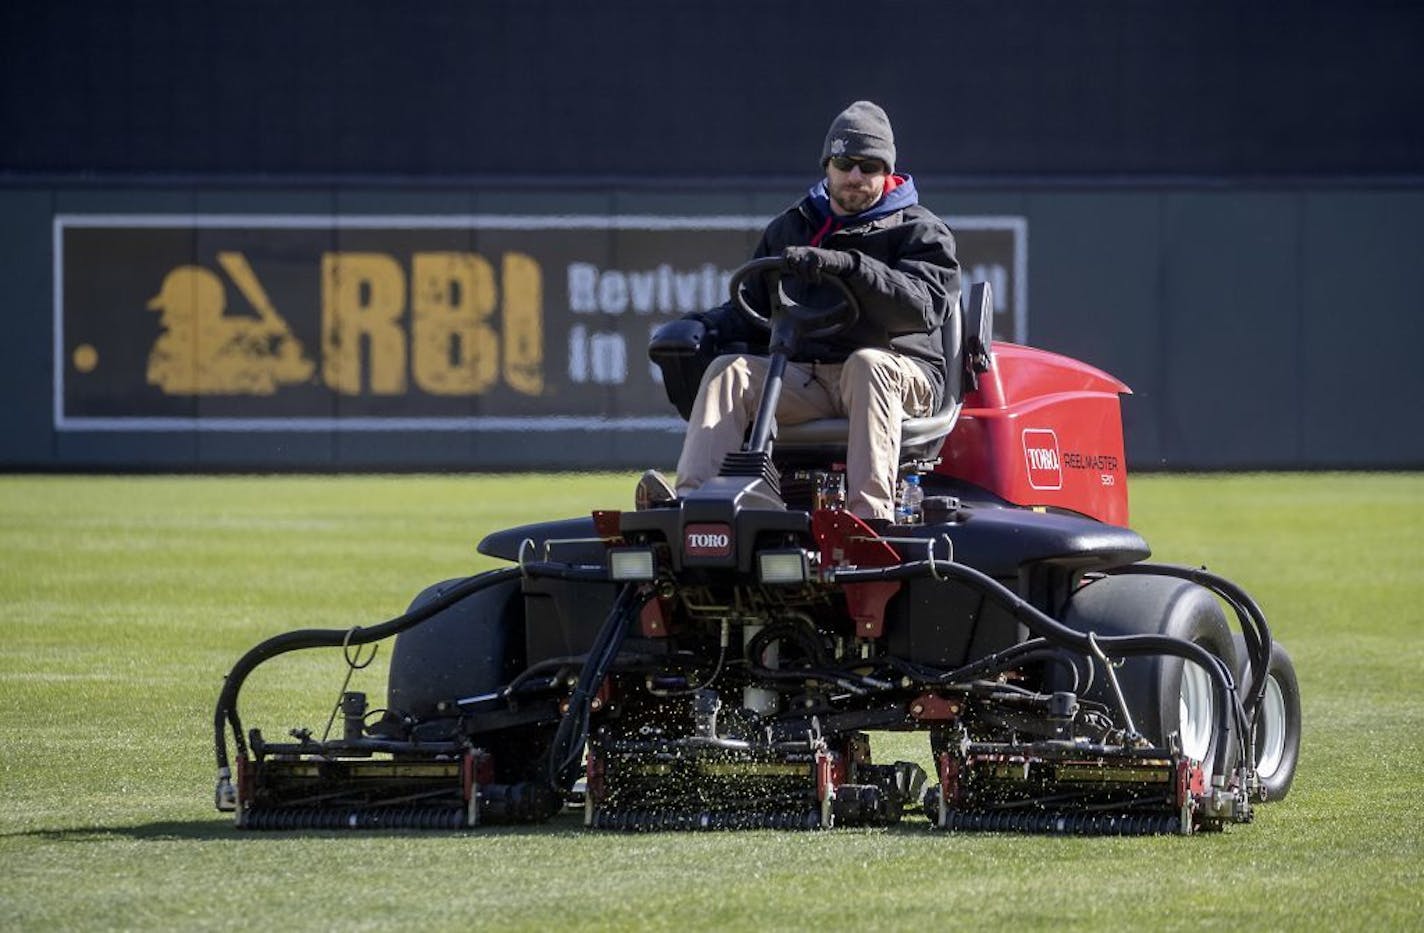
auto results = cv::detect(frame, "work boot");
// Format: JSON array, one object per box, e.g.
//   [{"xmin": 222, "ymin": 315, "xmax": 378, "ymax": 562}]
[{"xmin": 635, "ymin": 469, "xmax": 678, "ymax": 510}]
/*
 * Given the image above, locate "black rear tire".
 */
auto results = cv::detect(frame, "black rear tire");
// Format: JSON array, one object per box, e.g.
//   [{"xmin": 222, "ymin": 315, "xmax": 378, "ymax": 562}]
[
  {"xmin": 1061, "ymin": 574, "xmax": 1239, "ymax": 777},
  {"xmin": 386, "ymin": 576, "xmax": 525, "ymax": 721},
  {"xmin": 1230, "ymin": 633, "xmax": 1302, "ymax": 801}
]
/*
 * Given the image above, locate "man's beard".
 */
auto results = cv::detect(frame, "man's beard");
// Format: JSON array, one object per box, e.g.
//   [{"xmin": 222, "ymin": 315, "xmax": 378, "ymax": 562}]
[{"xmin": 830, "ymin": 182, "xmax": 881, "ymax": 215}]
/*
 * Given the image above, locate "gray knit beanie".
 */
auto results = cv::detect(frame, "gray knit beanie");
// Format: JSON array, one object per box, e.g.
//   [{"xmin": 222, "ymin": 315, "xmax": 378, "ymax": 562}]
[{"xmin": 820, "ymin": 100, "xmax": 896, "ymax": 172}]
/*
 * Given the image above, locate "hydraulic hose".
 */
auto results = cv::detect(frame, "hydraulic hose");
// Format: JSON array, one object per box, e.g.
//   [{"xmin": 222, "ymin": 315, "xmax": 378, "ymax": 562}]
[
  {"xmin": 918, "ymin": 638, "xmax": 1091, "ymax": 696},
  {"xmin": 745, "ymin": 634, "xmax": 1085, "ymax": 700},
  {"xmin": 213, "ymin": 567, "xmax": 523, "ymax": 778},
  {"xmin": 213, "ymin": 558, "xmax": 622, "ymax": 809},
  {"xmin": 1103, "ymin": 562, "xmax": 1274, "ymax": 719},
  {"xmin": 830, "ymin": 558, "xmax": 1246, "ymax": 779},
  {"xmin": 546, "ymin": 582, "xmax": 652, "ymax": 791}
]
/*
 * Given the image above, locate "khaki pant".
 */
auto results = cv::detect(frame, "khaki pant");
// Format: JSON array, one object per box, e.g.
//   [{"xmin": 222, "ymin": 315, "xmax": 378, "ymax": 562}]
[{"xmin": 674, "ymin": 349, "xmax": 933, "ymax": 520}]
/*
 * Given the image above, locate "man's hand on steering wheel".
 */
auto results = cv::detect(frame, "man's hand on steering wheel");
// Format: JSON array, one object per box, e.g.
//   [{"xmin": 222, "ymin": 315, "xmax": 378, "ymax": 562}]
[
  {"xmin": 728, "ymin": 256, "xmax": 860, "ymax": 341},
  {"xmin": 782, "ymin": 245, "xmax": 855, "ymax": 284}
]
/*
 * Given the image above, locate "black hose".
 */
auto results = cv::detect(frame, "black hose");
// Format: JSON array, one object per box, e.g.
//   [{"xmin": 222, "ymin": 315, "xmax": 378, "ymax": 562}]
[
  {"xmin": 1104, "ymin": 562, "xmax": 1274, "ymax": 720},
  {"xmin": 831, "ymin": 559, "xmax": 1245, "ymax": 779},
  {"xmin": 545, "ymin": 582, "xmax": 652, "ymax": 791},
  {"xmin": 1101, "ymin": 562, "xmax": 1276, "ymax": 783},
  {"xmin": 212, "ymin": 566, "xmax": 525, "ymax": 778},
  {"xmin": 213, "ymin": 556, "xmax": 642, "ymax": 786},
  {"xmin": 742, "ymin": 662, "xmax": 874, "ymax": 696},
  {"xmin": 499, "ymin": 654, "xmax": 591, "ymax": 697},
  {"xmin": 745, "ymin": 620, "xmax": 831, "ymax": 670},
  {"xmin": 743, "ymin": 629, "xmax": 1086, "ymax": 701},
  {"xmin": 919, "ymin": 638, "xmax": 1089, "ymax": 696}
]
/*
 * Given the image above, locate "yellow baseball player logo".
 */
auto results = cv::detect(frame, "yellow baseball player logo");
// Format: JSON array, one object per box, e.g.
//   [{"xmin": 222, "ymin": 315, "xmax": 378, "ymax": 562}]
[{"xmin": 146, "ymin": 252, "xmax": 315, "ymax": 394}]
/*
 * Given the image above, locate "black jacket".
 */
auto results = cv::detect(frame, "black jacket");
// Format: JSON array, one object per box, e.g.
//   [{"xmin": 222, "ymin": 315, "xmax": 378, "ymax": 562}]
[{"xmin": 699, "ymin": 176, "xmax": 960, "ymax": 406}]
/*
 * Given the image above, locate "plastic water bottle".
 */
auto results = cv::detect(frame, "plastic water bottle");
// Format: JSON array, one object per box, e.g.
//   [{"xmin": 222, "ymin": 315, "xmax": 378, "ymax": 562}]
[{"xmin": 896, "ymin": 474, "xmax": 924, "ymax": 524}]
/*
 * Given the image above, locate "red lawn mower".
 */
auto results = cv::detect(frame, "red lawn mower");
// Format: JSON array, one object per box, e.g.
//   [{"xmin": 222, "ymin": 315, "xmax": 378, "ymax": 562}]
[{"xmin": 213, "ymin": 259, "xmax": 1301, "ymax": 834}]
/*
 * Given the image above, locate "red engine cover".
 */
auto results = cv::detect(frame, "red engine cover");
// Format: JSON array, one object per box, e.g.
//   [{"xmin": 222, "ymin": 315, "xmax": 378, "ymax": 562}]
[{"xmin": 936, "ymin": 343, "xmax": 1132, "ymax": 526}]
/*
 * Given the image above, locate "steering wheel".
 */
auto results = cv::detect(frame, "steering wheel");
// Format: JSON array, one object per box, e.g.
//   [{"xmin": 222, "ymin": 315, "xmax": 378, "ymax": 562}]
[{"xmin": 728, "ymin": 256, "xmax": 861, "ymax": 341}]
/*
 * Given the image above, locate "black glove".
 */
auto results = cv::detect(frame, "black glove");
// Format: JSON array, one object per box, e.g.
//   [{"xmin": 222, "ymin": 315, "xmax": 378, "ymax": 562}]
[
  {"xmin": 782, "ymin": 246, "xmax": 854, "ymax": 284},
  {"xmin": 681, "ymin": 310, "xmax": 725, "ymax": 343}
]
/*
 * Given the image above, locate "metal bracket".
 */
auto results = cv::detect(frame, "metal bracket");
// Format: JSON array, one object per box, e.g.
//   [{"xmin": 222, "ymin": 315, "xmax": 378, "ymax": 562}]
[{"xmin": 1087, "ymin": 632, "xmax": 1141, "ymax": 742}]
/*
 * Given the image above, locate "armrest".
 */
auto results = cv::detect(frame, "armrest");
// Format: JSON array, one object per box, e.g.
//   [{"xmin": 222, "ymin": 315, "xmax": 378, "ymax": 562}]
[
  {"xmin": 963, "ymin": 281, "xmax": 995, "ymax": 390},
  {"xmin": 649, "ymin": 318, "xmax": 709, "ymax": 361}
]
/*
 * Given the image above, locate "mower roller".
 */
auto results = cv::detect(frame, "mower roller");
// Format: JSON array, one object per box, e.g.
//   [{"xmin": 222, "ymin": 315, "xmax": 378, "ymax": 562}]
[{"xmin": 213, "ymin": 259, "xmax": 1301, "ymax": 834}]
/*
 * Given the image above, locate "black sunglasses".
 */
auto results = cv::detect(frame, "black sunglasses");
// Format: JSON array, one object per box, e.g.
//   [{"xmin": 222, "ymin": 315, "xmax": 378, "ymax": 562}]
[{"xmin": 829, "ymin": 155, "xmax": 888, "ymax": 175}]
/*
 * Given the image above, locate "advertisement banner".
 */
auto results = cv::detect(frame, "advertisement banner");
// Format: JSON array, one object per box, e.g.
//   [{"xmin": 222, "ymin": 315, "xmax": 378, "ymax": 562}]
[{"xmin": 54, "ymin": 214, "xmax": 1026, "ymax": 431}]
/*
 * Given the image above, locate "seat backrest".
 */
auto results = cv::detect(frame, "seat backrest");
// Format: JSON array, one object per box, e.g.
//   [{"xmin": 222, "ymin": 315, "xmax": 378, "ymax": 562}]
[{"xmin": 774, "ymin": 282, "xmax": 985, "ymax": 465}]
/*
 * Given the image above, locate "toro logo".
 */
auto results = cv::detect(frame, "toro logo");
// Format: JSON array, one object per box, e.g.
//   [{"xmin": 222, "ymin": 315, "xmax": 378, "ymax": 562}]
[
  {"xmin": 684, "ymin": 523, "xmax": 733, "ymax": 558},
  {"xmin": 1022, "ymin": 429, "xmax": 1064, "ymax": 491}
]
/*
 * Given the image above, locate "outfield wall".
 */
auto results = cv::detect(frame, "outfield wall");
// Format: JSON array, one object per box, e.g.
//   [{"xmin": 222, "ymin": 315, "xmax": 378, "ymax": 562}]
[
  {"xmin": 5, "ymin": 2, "xmax": 1420, "ymax": 179},
  {"xmin": 2, "ymin": 180, "xmax": 1420, "ymax": 472}
]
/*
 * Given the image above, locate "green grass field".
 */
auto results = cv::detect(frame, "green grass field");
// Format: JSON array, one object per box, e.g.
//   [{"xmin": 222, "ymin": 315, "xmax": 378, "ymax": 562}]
[{"xmin": 2, "ymin": 472, "xmax": 1421, "ymax": 930}]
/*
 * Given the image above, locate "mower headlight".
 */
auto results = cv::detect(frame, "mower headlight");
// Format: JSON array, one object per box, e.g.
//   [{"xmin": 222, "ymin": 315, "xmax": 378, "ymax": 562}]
[
  {"xmin": 757, "ymin": 549, "xmax": 809, "ymax": 585},
  {"xmin": 608, "ymin": 547, "xmax": 657, "ymax": 581}
]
